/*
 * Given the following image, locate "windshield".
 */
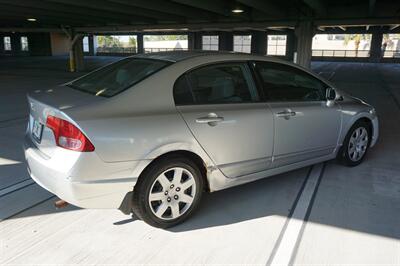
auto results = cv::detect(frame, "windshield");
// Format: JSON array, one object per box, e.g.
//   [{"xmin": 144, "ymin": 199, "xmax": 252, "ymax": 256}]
[{"xmin": 67, "ymin": 58, "xmax": 171, "ymax": 97}]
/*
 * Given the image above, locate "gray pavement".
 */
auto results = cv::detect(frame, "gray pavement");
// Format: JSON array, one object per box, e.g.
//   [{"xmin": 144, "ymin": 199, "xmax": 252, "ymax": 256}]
[{"xmin": 0, "ymin": 57, "xmax": 399, "ymax": 265}]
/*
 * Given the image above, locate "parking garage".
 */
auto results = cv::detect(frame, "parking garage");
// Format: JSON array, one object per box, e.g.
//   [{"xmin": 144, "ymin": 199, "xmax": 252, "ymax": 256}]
[{"xmin": 1, "ymin": 0, "xmax": 400, "ymax": 265}]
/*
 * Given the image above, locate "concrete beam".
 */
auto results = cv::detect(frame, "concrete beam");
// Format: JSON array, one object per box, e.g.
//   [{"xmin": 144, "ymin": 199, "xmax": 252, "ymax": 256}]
[
  {"xmin": 0, "ymin": 0, "xmax": 147, "ymax": 25},
  {"xmin": 302, "ymin": 0, "xmax": 326, "ymax": 17},
  {"xmin": 72, "ymin": 17, "xmax": 400, "ymax": 34},
  {"xmin": 170, "ymin": 0, "xmax": 230, "ymax": 16},
  {"xmin": 109, "ymin": 0, "xmax": 219, "ymax": 21},
  {"xmin": 0, "ymin": 4, "xmax": 109, "ymax": 25},
  {"xmin": 369, "ymin": 0, "xmax": 376, "ymax": 16},
  {"xmin": 46, "ymin": 0, "xmax": 163, "ymax": 23},
  {"xmin": 237, "ymin": 0, "xmax": 284, "ymax": 17},
  {"xmin": 389, "ymin": 24, "xmax": 400, "ymax": 31}
]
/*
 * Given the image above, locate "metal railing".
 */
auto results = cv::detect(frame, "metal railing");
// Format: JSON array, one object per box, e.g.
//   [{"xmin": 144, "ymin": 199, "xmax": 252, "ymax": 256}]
[
  {"xmin": 144, "ymin": 48, "xmax": 188, "ymax": 53},
  {"xmin": 96, "ymin": 46, "xmax": 137, "ymax": 54},
  {"xmin": 382, "ymin": 50, "xmax": 400, "ymax": 58},
  {"xmin": 312, "ymin": 49, "xmax": 370, "ymax": 58}
]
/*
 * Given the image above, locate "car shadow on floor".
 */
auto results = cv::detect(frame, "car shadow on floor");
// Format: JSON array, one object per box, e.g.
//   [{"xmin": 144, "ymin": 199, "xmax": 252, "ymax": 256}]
[
  {"xmin": 168, "ymin": 168, "xmax": 306, "ymax": 232},
  {"xmin": 167, "ymin": 156, "xmax": 400, "ymax": 241},
  {"xmin": 112, "ymin": 168, "xmax": 307, "ymax": 230}
]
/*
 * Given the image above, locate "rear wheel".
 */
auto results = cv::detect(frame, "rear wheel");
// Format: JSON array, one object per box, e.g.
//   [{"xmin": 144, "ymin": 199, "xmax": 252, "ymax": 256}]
[
  {"xmin": 338, "ymin": 120, "xmax": 371, "ymax": 166},
  {"xmin": 132, "ymin": 156, "xmax": 204, "ymax": 228}
]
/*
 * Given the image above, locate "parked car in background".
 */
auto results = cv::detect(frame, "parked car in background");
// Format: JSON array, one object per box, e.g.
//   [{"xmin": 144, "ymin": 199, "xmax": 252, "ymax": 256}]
[{"xmin": 24, "ymin": 51, "xmax": 378, "ymax": 228}]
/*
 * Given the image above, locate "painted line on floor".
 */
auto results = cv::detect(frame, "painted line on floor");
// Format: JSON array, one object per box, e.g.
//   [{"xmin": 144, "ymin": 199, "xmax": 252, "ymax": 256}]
[
  {"xmin": 267, "ymin": 163, "xmax": 325, "ymax": 266},
  {"xmin": 0, "ymin": 116, "xmax": 27, "ymax": 124},
  {"xmin": 289, "ymin": 163, "xmax": 326, "ymax": 264},
  {"xmin": 1, "ymin": 195, "xmax": 56, "ymax": 221},
  {"xmin": 0, "ymin": 178, "xmax": 31, "ymax": 190},
  {"xmin": 0, "ymin": 179, "xmax": 35, "ymax": 197}
]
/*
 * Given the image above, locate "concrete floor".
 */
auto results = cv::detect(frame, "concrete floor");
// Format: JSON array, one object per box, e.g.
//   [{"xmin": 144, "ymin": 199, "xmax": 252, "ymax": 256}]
[{"xmin": 0, "ymin": 56, "xmax": 399, "ymax": 265}]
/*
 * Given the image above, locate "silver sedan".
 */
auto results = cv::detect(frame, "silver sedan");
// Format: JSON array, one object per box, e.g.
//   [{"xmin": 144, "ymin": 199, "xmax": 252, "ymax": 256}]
[{"xmin": 24, "ymin": 51, "xmax": 379, "ymax": 228}]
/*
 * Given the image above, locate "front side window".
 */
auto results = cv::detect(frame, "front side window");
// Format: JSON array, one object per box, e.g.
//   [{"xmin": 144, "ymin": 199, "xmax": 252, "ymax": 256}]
[
  {"xmin": 4, "ymin": 36, "xmax": 11, "ymax": 51},
  {"xmin": 174, "ymin": 75, "xmax": 194, "ymax": 105},
  {"xmin": 254, "ymin": 61, "xmax": 328, "ymax": 102},
  {"xmin": 68, "ymin": 58, "xmax": 170, "ymax": 97},
  {"xmin": 21, "ymin": 36, "xmax": 29, "ymax": 51},
  {"xmin": 174, "ymin": 63, "xmax": 259, "ymax": 105}
]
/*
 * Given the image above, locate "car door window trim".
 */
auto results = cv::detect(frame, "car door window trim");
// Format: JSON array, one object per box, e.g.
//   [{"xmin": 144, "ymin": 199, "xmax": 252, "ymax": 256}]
[
  {"xmin": 251, "ymin": 60, "xmax": 330, "ymax": 103},
  {"xmin": 173, "ymin": 61, "xmax": 261, "ymax": 106}
]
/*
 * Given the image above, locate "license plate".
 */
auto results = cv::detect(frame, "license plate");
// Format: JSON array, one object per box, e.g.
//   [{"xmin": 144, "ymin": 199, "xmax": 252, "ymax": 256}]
[{"xmin": 32, "ymin": 120, "xmax": 43, "ymax": 142}]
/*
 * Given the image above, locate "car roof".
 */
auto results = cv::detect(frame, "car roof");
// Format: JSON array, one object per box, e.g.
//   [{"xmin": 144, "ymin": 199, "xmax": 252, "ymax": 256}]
[
  {"xmin": 131, "ymin": 50, "xmax": 335, "ymax": 90},
  {"xmin": 132, "ymin": 50, "xmax": 280, "ymax": 63}
]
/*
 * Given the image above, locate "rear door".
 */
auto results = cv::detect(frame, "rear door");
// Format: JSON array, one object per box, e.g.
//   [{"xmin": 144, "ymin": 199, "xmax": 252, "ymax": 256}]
[
  {"xmin": 253, "ymin": 61, "xmax": 341, "ymax": 167},
  {"xmin": 175, "ymin": 62, "xmax": 274, "ymax": 178}
]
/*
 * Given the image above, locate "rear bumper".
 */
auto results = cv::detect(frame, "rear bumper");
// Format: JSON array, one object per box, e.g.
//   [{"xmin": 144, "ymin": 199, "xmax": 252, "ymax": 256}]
[{"xmin": 24, "ymin": 134, "xmax": 138, "ymax": 209}]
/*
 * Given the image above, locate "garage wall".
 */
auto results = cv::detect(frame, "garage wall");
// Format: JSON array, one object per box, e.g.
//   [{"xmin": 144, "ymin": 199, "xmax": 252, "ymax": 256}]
[
  {"xmin": 50, "ymin": 33, "xmax": 69, "ymax": 56},
  {"xmin": 0, "ymin": 32, "xmax": 52, "ymax": 56}
]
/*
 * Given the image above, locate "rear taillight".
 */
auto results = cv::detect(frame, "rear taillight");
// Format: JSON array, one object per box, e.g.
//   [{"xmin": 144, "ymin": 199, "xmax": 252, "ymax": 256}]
[{"xmin": 46, "ymin": 115, "xmax": 95, "ymax": 152}]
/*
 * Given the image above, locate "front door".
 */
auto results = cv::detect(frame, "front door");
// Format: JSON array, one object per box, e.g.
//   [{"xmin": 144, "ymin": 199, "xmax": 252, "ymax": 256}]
[
  {"xmin": 253, "ymin": 61, "xmax": 342, "ymax": 167},
  {"xmin": 174, "ymin": 62, "xmax": 274, "ymax": 178}
]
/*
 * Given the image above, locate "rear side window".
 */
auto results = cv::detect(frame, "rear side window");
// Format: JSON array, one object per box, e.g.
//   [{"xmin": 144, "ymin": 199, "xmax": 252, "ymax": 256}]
[
  {"xmin": 254, "ymin": 61, "xmax": 328, "ymax": 102},
  {"xmin": 174, "ymin": 63, "xmax": 259, "ymax": 105},
  {"xmin": 174, "ymin": 75, "xmax": 195, "ymax": 105},
  {"xmin": 68, "ymin": 58, "xmax": 170, "ymax": 97}
]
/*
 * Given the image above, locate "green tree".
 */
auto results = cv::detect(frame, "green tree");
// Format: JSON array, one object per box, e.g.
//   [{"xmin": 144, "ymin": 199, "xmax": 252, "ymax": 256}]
[
  {"xmin": 128, "ymin": 36, "xmax": 137, "ymax": 47},
  {"xmin": 144, "ymin": 35, "xmax": 187, "ymax": 41},
  {"xmin": 97, "ymin": 36, "xmax": 122, "ymax": 47}
]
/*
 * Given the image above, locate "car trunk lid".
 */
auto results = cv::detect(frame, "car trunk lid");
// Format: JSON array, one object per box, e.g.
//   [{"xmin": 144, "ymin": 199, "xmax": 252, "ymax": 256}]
[{"xmin": 27, "ymin": 85, "xmax": 103, "ymax": 157}]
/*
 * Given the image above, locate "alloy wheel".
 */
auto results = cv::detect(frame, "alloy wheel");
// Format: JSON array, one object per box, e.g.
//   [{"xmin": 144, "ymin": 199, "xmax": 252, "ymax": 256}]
[
  {"xmin": 148, "ymin": 167, "xmax": 196, "ymax": 220},
  {"xmin": 348, "ymin": 127, "xmax": 369, "ymax": 162}
]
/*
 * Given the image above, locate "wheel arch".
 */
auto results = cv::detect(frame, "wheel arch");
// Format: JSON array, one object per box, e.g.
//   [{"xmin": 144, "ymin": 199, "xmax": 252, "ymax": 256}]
[
  {"xmin": 340, "ymin": 113, "xmax": 375, "ymax": 147},
  {"xmin": 139, "ymin": 150, "xmax": 210, "ymax": 192}
]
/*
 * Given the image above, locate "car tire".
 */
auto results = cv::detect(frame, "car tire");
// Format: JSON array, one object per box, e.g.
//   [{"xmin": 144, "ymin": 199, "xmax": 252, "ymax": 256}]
[
  {"xmin": 338, "ymin": 120, "xmax": 371, "ymax": 167},
  {"xmin": 132, "ymin": 156, "xmax": 204, "ymax": 228}
]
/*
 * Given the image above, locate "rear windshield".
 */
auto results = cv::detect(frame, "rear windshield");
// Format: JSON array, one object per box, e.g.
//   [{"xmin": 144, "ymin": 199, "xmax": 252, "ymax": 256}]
[{"xmin": 67, "ymin": 58, "xmax": 171, "ymax": 97}]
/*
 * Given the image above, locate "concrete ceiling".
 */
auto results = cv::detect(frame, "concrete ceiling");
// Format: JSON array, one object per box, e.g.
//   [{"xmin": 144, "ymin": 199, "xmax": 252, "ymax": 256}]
[{"xmin": 0, "ymin": 0, "xmax": 399, "ymax": 31}]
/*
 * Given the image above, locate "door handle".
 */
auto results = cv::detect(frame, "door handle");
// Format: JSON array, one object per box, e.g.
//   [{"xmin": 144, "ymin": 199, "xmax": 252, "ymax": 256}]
[
  {"xmin": 196, "ymin": 113, "xmax": 224, "ymax": 126},
  {"xmin": 276, "ymin": 110, "xmax": 296, "ymax": 118}
]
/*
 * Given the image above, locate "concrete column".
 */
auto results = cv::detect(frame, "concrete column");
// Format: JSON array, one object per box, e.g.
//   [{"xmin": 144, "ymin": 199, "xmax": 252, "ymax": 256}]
[
  {"xmin": 88, "ymin": 35, "xmax": 95, "ymax": 56},
  {"xmin": 294, "ymin": 21, "xmax": 314, "ymax": 68},
  {"xmin": 72, "ymin": 35, "xmax": 84, "ymax": 72},
  {"xmin": 188, "ymin": 32, "xmax": 202, "ymax": 50},
  {"xmin": 369, "ymin": 28, "xmax": 383, "ymax": 62},
  {"xmin": 219, "ymin": 32, "xmax": 233, "ymax": 51},
  {"xmin": 188, "ymin": 32, "xmax": 194, "ymax": 50},
  {"xmin": 251, "ymin": 31, "xmax": 267, "ymax": 55},
  {"xmin": 93, "ymin": 35, "xmax": 98, "ymax": 55},
  {"xmin": 137, "ymin": 33, "xmax": 144, "ymax": 54},
  {"xmin": 285, "ymin": 30, "xmax": 296, "ymax": 62}
]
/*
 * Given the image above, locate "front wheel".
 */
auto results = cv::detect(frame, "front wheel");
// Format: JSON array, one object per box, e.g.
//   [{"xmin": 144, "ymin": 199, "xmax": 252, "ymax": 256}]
[
  {"xmin": 338, "ymin": 120, "xmax": 371, "ymax": 166},
  {"xmin": 132, "ymin": 156, "xmax": 204, "ymax": 228}
]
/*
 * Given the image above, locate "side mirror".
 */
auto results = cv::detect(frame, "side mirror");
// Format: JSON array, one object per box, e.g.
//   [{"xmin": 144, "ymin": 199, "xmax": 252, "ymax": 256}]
[{"xmin": 326, "ymin": 88, "xmax": 336, "ymax": 101}]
